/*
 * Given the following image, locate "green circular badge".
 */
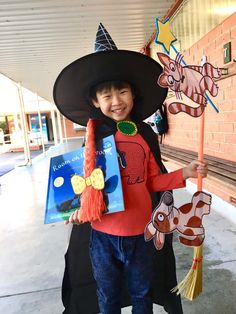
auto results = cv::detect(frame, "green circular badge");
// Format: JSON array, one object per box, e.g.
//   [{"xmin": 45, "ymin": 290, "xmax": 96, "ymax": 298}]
[{"xmin": 117, "ymin": 121, "xmax": 138, "ymax": 136}]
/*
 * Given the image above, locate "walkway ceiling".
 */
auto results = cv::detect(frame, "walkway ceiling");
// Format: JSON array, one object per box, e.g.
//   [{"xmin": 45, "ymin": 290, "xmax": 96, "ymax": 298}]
[{"xmin": 0, "ymin": 0, "xmax": 176, "ymax": 105}]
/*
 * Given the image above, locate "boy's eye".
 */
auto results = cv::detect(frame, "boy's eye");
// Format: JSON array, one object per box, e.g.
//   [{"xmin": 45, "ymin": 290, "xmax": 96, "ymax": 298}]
[
  {"xmin": 120, "ymin": 90, "xmax": 127, "ymax": 94},
  {"xmin": 102, "ymin": 94, "xmax": 111, "ymax": 99}
]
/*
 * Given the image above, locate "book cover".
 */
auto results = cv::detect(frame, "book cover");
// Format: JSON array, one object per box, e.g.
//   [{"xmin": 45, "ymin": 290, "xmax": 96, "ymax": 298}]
[{"xmin": 44, "ymin": 135, "xmax": 124, "ymax": 224}]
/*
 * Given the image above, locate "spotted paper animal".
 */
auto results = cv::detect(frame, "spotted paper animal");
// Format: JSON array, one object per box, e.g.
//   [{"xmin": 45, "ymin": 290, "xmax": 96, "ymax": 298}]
[
  {"xmin": 157, "ymin": 52, "xmax": 221, "ymax": 117},
  {"xmin": 144, "ymin": 191, "xmax": 211, "ymax": 250}
]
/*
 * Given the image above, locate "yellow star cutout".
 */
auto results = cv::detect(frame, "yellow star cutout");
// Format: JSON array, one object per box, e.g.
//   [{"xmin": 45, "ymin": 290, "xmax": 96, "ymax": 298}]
[{"xmin": 155, "ymin": 18, "xmax": 177, "ymax": 54}]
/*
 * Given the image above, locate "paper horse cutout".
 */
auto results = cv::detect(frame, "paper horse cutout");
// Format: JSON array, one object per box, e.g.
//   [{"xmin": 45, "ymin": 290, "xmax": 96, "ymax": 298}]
[
  {"xmin": 144, "ymin": 191, "xmax": 211, "ymax": 250},
  {"xmin": 157, "ymin": 52, "xmax": 221, "ymax": 117}
]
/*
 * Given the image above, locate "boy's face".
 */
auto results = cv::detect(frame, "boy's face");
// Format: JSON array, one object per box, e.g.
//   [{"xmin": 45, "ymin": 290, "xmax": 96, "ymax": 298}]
[{"xmin": 92, "ymin": 86, "xmax": 134, "ymax": 121}]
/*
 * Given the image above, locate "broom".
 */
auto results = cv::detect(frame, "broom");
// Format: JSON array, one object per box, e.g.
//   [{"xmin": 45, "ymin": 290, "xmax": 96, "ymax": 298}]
[{"xmin": 172, "ymin": 110, "xmax": 205, "ymax": 300}]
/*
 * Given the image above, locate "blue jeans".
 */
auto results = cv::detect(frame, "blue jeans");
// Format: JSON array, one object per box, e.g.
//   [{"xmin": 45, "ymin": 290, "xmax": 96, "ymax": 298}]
[{"xmin": 89, "ymin": 229, "xmax": 155, "ymax": 314}]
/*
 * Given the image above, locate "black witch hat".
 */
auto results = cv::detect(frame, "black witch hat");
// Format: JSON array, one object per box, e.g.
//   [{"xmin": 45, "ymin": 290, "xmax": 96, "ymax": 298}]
[{"xmin": 53, "ymin": 23, "xmax": 167, "ymax": 126}]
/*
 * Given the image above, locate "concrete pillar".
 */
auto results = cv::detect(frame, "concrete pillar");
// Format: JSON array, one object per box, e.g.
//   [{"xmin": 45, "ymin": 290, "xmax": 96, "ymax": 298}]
[
  {"xmin": 13, "ymin": 113, "xmax": 20, "ymax": 132},
  {"xmin": 50, "ymin": 104, "xmax": 58, "ymax": 145},
  {"xmin": 56, "ymin": 109, "xmax": 63, "ymax": 143},
  {"xmin": 62, "ymin": 116, "xmax": 68, "ymax": 143},
  {"xmin": 36, "ymin": 93, "xmax": 46, "ymax": 156},
  {"xmin": 17, "ymin": 83, "xmax": 32, "ymax": 165}
]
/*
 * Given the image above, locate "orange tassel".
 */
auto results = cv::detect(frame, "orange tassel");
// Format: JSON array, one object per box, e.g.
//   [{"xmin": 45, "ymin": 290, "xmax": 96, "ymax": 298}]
[{"xmin": 79, "ymin": 119, "xmax": 106, "ymax": 222}]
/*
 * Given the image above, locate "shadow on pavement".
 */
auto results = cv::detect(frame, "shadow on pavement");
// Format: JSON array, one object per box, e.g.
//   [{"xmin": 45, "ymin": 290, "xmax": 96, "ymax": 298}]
[{"xmin": 0, "ymin": 144, "xmax": 53, "ymax": 176}]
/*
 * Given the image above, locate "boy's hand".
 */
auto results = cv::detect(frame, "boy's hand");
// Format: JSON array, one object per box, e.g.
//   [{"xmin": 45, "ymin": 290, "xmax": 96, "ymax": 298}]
[
  {"xmin": 64, "ymin": 209, "xmax": 82, "ymax": 225},
  {"xmin": 183, "ymin": 160, "xmax": 208, "ymax": 180}
]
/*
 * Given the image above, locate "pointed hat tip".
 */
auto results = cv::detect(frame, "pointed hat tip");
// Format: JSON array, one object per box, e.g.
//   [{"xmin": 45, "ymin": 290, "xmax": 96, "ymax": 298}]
[{"xmin": 95, "ymin": 22, "xmax": 117, "ymax": 52}]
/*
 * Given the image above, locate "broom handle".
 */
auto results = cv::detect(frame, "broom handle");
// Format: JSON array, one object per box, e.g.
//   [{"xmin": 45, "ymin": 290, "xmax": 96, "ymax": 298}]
[
  {"xmin": 198, "ymin": 111, "xmax": 205, "ymax": 191},
  {"xmin": 191, "ymin": 110, "xmax": 205, "ymax": 298}
]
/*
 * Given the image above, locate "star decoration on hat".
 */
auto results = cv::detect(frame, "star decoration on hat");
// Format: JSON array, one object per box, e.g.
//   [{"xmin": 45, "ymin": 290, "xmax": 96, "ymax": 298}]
[{"xmin": 155, "ymin": 18, "xmax": 177, "ymax": 54}]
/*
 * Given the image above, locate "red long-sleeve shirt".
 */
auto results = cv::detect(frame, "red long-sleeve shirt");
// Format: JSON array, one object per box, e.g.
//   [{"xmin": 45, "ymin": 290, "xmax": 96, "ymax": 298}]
[{"xmin": 92, "ymin": 132, "xmax": 185, "ymax": 236}]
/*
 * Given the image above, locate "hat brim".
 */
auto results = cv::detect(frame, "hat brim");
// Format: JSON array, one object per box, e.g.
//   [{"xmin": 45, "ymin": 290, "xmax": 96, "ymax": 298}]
[{"xmin": 53, "ymin": 50, "xmax": 167, "ymax": 126}]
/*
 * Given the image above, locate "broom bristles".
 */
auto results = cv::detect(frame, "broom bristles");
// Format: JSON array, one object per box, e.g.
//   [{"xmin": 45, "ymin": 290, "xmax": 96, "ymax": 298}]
[{"xmin": 172, "ymin": 245, "xmax": 203, "ymax": 300}]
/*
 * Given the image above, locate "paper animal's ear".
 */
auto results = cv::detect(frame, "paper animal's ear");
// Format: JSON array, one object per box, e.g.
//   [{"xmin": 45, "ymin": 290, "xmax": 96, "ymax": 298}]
[
  {"xmin": 158, "ymin": 73, "xmax": 168, "ymax": 87},
  {"xmin": 153, "ymin": 231, "xmax": 165, "ymax": 250},
  {"xmin": 144, "ymin": 222, "xmax": 156, "ymax": 241},
  {"xmin": 157, "ymin": 52, "xmax": 170, "ymax": 66}
]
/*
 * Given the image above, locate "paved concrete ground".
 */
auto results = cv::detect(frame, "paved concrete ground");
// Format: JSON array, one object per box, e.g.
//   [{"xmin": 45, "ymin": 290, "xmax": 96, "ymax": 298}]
[
  {"xmin": 0, "ymin": 139, "xmax": 235, "ymax": 314},
  {"xmin": 0, "ymin": 143, "xmax": 53, "ymax": 176}
]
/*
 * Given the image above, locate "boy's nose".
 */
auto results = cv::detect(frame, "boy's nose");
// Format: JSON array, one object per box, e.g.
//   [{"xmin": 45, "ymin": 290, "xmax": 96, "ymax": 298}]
[{"xmin": 112, "ymin": 94, "xmax": 122, "ymax": 105}]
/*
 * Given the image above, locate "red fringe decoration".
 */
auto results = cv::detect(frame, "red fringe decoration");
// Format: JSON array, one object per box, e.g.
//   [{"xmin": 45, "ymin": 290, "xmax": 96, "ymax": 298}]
[{"xmin": 79, "ymin": 119, "xmax": 106, "ymax": 222}]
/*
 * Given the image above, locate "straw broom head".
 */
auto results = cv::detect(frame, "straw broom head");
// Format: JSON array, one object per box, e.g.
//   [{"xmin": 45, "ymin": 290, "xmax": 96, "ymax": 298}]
[{"xmin": 172, "ymin": 244, "xmax": 203, "ymax": 300}]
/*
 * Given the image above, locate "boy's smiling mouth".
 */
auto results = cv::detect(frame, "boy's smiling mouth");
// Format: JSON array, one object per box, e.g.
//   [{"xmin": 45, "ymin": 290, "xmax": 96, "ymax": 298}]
[{"xmin": 111, "ymin": 107, "xmax": 125, "ymax": 113}]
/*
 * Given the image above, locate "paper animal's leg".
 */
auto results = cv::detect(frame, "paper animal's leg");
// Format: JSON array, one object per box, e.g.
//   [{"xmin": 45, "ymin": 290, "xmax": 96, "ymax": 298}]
[
  {"xmin": 202, "ymin": 62, "xmax": 221, "ymax": 79},
  {"xmin": 144, "ymin": 222, "xmax": 156, "ymax": 241},
  {"xmin": 153, "ymin": 231, "xmax": 165, "ymax": 250},
  {"xmin": 198, "ymin": 192, "xmax": 212, "ymax": 214},
  {"xmin": 192, "ymin": 191, "xmax": 211, "ymax": 217},
  {"xmin": 192, "ymin": 92, "xmax": 207, "ymax": 105},
  {"xmin": 179, "ymin": 233, "xmax": 204, "ymax": 247},
  {"xmin": 200, "ymin": 76, "xmax": 218, "ymax": 97}
]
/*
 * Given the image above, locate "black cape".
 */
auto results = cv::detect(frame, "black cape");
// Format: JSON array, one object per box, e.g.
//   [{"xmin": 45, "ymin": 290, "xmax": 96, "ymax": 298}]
[{"xmin": 61, "ymin": 118, "xmax": 183, "ymax": 314}]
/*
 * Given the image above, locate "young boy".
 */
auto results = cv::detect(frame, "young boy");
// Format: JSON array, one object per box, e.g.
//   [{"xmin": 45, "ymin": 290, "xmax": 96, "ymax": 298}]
[{"xmin": 53, "ymin": 24, "xmax": 208, "ymax": 314}]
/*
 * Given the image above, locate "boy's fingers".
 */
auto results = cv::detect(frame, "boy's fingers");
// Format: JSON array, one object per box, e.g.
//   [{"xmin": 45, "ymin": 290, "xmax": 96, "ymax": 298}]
[
  {"xmin": 75, "ymin": 210, "xmax": 80, "ymax": 221},
  {"xmin": 67, "ymin": 210, "xmax": 81, "ymax": 225},
  {"xmin": 64, "ymin": 210, "xmax": 82, "ymax": 225},
  {"xmin": 195, "ymin": 160, "xmax": 208, "ymax": 178},
  {"xmin": 197, "ymin": 167, "xmax": 208, "ymax": 177},
  {"xmin": 69, "ymin": 211, "xmax": 77, "ymax": 223},
  {"xmin": 68, "ymin": 212, "xmax": 73, "ymax": 223},
  {"xmin": 196, "ymin": 160, "xmax": 207, "ymax": 166},
  {"xmin": 72, "ymin": 211, "xmax": 78, "ymax": 223},
  {"xmin": 195, "ymin": 160, "xmax": 208, "ymax": 169}
]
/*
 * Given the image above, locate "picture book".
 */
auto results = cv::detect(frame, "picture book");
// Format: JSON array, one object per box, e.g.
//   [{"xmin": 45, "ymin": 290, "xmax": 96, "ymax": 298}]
[{"xmin": 45, "ymin": 135, "xmax": 124, "ymax": 224}]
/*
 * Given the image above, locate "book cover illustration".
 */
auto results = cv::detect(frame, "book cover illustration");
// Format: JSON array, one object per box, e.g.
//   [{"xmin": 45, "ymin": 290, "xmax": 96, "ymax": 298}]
[{"xmin": 45, "ymin": 135, "xmax": 124, "ymax": 224}]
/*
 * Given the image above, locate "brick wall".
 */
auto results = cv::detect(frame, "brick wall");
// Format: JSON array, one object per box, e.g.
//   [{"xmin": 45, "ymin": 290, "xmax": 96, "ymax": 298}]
[
  {"xmin": 62, "ymin": 118, "xmax": 86, "ymax": 138},
  {"xmin": 160, "ymin": 13, "xmax": 236, "ymax": 163}
]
